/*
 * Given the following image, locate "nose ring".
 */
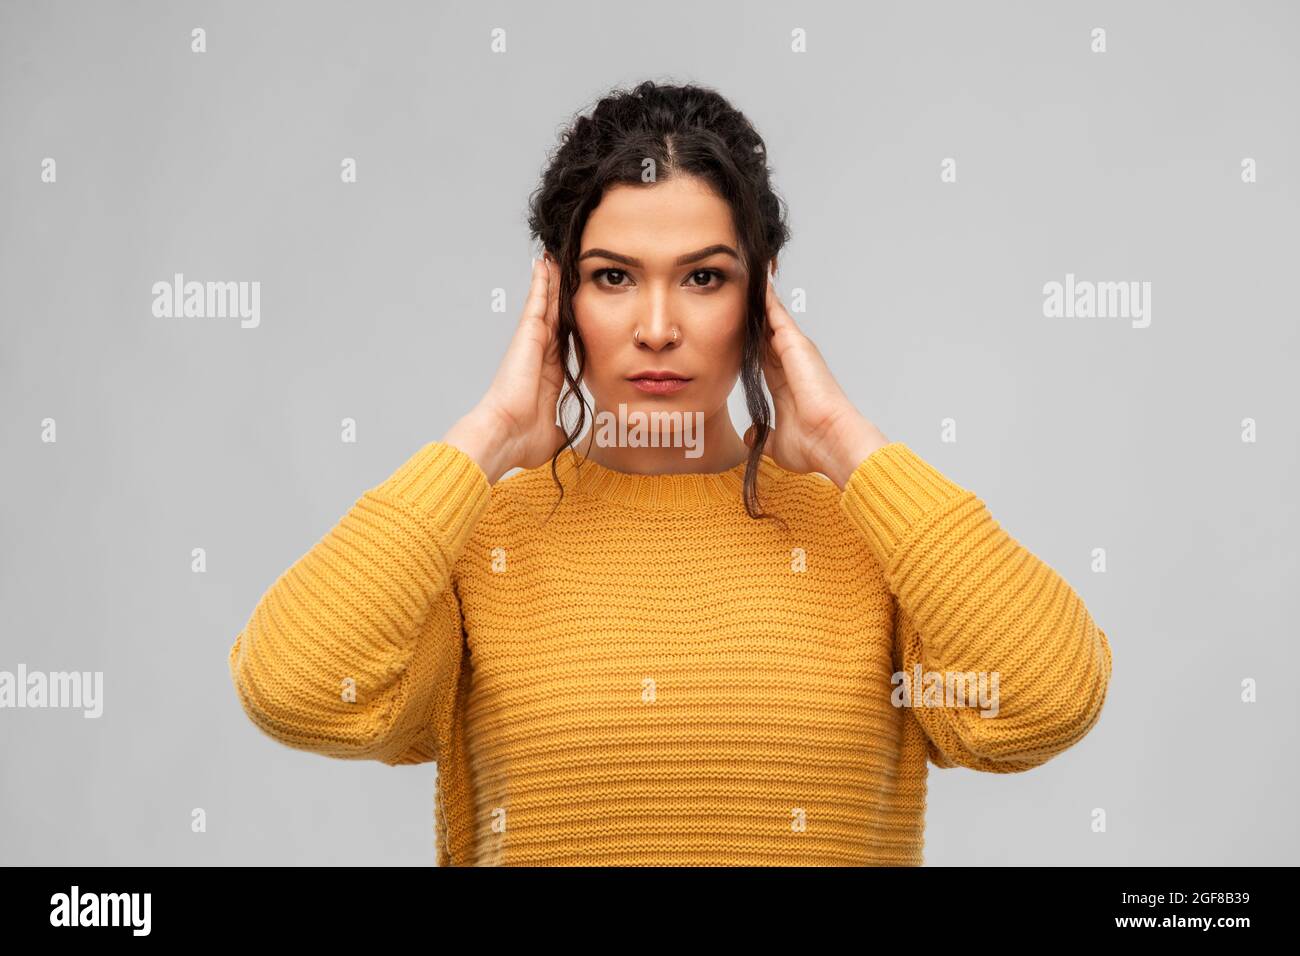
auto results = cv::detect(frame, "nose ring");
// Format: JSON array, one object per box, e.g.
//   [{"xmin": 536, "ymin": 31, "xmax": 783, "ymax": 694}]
[{"xmin": 634, "ymin": 328, "xmax": 679, "ymax": 344}]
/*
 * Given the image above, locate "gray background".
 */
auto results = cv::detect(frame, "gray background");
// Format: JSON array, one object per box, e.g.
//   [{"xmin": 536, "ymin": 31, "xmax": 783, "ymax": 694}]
[{"xmin": 2, "ymin": 0, "xmax": 1297, "ymax": 865}]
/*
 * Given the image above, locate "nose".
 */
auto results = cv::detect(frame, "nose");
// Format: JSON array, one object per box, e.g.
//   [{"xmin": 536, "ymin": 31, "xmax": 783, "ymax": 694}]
[{"xmin": 634, "ymin": 289, "xmax": 680, "ymax": 351}]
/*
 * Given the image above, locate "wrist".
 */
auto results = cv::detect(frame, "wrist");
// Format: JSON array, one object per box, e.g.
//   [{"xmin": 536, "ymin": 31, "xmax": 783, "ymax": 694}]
[
  {"xmin": 823, "ymin": 414, "xmax": 890, "ymax": 489},
  {"xmin": 443, "ymin": 407, "xmax": 514, "ymax": 485}
]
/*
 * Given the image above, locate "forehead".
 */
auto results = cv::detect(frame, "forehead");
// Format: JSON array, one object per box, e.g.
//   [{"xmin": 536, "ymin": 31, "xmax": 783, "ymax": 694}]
[{"xmin": 581, "ymin": 177, "xmax": 737, "ymax": 256}]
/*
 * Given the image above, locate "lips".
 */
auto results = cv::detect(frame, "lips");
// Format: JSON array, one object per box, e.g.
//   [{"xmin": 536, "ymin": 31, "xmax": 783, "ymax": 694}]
[
  {"xmin": 629, "ymin": 371, "xmax": 690, "ymax": 380},
  {"xmin": 629, "ymin": 375, "xmax": 690, "ymax": 395}
]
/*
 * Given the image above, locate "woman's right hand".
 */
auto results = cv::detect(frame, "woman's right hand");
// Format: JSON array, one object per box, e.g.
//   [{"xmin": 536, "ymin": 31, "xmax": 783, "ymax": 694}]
[{"xmin": 443, "ymin": 255, "xmax": 569, "ymax": 483}]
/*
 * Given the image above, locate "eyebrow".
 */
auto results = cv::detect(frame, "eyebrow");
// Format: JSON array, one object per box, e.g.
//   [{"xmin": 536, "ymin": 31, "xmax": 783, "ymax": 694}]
[{"xmin": 577, "ymin": 244, "xmax": 740, "ymax": 267}]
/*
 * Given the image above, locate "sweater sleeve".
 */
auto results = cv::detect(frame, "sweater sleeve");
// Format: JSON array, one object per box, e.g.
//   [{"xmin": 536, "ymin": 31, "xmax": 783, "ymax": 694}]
[
  {"xmin": 227, "ymin": 441, "xmax": 493, "ymax": 767},
  {"xmin": 838, "ymin": 442, "xmax": 1112, "ymax": 773}
]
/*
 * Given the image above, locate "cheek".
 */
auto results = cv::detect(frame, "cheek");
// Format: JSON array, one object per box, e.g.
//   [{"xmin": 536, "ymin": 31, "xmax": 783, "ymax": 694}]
[
  {"xmin": 572, "ymin": 300, "xmax": 623, "ymax": 380},
  {"xmin": 686, "ymin": 317, "xmax": 746, "ymax": 400},
  {"xmin": 701, "ymin": 306, "xmax": 747, "ymax": 364}
]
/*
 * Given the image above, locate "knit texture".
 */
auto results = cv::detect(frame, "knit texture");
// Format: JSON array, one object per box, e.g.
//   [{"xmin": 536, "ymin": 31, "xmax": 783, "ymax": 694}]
[{"xmin": 228, "ymin": 440, "xmax": 1112, "ymax": 865}]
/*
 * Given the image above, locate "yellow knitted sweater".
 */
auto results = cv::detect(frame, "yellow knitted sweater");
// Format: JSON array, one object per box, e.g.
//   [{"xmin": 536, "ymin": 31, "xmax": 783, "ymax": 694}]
[{"xmin": 228, "ymin": 439, "xmax": 1112, "ymax": 866}]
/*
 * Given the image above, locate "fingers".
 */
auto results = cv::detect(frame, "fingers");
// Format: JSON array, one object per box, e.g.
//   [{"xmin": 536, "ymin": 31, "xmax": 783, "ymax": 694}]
[
  {"xmin": 521, "ymin": 256, "xmax": 551, "ymax": 329},
  {"xmin": 510, "ymin": 255, "xmax": 562, "ymax": 360},
  {"xmin": 762, "ymin": 346, "xmax": 788, "ymax": 398},
  {"xmin": 761, "ymin": 281, "xmax": 779, "ymax": 365},
  {"xmin": 764, "ymin": 276, "xmax": 828, "ymax": 375},
  {"xmin": 542, "ymin": 254, "xmax": 561, "ymax": 335},
  {"xmin": 539, "ymin": 255, "xmax": 564, "ymax": 364},
  {"xmin": 764, "ymin": 275, "xmax": 797, "ymax": 335}
]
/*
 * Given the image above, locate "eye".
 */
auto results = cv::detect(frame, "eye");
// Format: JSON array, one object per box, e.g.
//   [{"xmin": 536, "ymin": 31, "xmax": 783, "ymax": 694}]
[
  {"xmin": 686, "ymin": 268, "xmax": 727, "ymax": 290},
  {"xmin": 592, "ymin": 268, "xmax": 632, "ymax": 287}
]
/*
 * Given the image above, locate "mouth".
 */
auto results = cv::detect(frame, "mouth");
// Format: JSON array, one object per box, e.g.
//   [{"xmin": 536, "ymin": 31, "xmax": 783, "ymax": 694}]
[{"xmin": 628, "ymin": 371, "xmax": 692, "ymax": 395}]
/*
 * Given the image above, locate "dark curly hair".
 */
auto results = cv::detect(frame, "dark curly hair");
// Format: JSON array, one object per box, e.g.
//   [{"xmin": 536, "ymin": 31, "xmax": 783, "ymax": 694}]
[{"xmin": 527, "ymin": 79, "xmax": 792, "ymax": 521}]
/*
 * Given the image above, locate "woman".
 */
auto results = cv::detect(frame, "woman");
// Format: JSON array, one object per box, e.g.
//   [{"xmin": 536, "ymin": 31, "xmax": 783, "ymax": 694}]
[{"xmin": 228, "ymin": 80, "xmax": 1112, "ymax": 866}]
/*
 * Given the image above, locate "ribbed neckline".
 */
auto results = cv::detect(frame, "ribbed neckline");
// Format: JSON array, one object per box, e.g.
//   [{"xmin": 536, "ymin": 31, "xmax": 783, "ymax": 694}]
[{"xmin": 549, "ymin": 446, "xmax": 786, "ymax": 511}]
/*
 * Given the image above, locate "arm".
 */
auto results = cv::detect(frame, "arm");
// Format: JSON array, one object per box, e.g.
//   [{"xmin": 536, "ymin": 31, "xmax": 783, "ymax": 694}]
[
  {"xmin": 227, "ymin": 440, "xmax": 493, "ymax": 766},
  {"xmin": 838, "ymin": 442, "xmax": 1113, "ymax": 773}
]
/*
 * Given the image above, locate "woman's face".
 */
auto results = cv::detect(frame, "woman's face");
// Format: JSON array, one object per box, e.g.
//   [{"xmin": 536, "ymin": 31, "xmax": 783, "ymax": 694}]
[{"xmin": 571, "ymin": 175, "xmax": 750, "ymax": 430}]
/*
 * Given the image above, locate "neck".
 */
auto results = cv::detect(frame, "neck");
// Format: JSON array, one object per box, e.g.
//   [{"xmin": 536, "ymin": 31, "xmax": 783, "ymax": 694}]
[{"xmin": 573, "ymin": 405, "xmax": 750, "ymax": 475}]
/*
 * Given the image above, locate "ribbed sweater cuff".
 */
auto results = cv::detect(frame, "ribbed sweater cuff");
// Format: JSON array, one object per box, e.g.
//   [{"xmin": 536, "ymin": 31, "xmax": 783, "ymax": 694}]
[
  {"xmin": 839, "ymin": 442, "xmax": 970, "ymax": 568},
  {"xmin": 371, "ymin": 441, "xmax": 494, "ymax": 555}
]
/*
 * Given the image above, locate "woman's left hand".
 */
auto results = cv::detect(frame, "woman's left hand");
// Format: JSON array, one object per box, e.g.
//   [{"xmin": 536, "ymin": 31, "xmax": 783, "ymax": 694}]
[{"xmin": 743, "ymin": 272, "xmax": 892, "ymax": 488}]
